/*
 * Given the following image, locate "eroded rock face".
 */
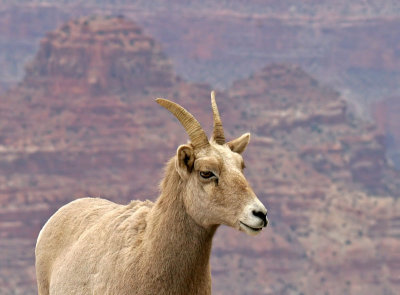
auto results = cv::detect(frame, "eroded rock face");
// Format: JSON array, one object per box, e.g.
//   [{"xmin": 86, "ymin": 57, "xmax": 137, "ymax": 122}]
[
  {"xmin": 23, "ymin": 16, "xmax": 176, "ymax": 96},
  {"xmin": 219, "ymin": 63, "xmax": 400, "ymax": 294},
  {"xmin": 0, "ymin": 16, "xmax": 399, "ymax": 295},
  {"xmin": 228, "ymin": 64, "xmax": 400, "ymax": 196},
  {"xmin": 373, "ymin": 96, "xmax": 400, "ymax": 169}
]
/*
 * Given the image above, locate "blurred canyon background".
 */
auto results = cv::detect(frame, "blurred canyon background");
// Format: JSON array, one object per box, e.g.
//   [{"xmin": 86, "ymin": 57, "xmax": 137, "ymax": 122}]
[{"xmin": 0, "ymin": 1, "xmax": 400, "ymax": 294}]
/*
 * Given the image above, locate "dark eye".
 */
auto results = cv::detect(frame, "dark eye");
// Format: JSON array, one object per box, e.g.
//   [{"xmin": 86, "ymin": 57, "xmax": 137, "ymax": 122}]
[{"xmin": 199, "ymin": 171, "xmax": 215, "ymax": 179}]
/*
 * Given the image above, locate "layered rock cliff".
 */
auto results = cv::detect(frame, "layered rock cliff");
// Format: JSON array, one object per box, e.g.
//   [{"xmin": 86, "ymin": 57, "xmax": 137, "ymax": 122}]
[
  {"xmin": 215, "ymin": 63, "xmax": 400, "ymax": 294},
  {"xmin": 0, "ymin": 16, "xmax": 399, "ymax": 295},
  {"xmin": 24, "ymin": 16, "xmax": 177, "ymax": 96},
  {"xmin": 374, "ymin": 96, "xmax": 400, "ymax": 169}
]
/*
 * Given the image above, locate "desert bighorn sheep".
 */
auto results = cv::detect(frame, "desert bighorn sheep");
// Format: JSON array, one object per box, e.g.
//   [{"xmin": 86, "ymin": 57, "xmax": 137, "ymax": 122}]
[{"xmin": 35, "ymin": 91, "xmax": 268, "ymax": 295}]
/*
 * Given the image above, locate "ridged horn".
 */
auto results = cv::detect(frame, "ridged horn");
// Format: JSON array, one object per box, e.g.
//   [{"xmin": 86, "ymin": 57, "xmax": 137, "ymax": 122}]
[
  {"xmin": 156, "ymin": 98, "xmax": 209, "ymax": 149},
  {"xmin": 211, "ymin": 91, "xmax": 226, "ymax": 145}
]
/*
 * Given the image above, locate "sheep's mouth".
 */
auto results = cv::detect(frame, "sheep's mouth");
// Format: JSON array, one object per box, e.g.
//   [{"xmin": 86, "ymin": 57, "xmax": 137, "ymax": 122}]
[{"xmin": 239, "ymin": 221, "xmax": 262, "ymax": 232}]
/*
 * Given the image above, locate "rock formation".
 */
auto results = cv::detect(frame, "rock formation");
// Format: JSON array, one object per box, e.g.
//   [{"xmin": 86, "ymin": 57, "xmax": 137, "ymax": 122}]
[{"xmin": 0, "ymin": 16, "xmax": 399, "ymax": 295}]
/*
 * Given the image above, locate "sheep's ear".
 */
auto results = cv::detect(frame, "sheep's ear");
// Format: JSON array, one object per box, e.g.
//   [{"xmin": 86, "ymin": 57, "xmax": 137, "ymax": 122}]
[
  {"xmin": 227, "ymin": 133, "xmax": 250, "ymax": 154},
  {"xmin": 176, "ymin": 144, "xmax": 195, "ymax": 179}
]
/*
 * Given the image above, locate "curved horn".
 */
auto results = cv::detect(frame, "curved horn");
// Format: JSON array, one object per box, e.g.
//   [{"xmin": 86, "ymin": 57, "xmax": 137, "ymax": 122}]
[
  {"xmin": 211, "ymin": 91, "xmax": 226, "ymax": 145},
  {"xmin": 156, "ymin": 98, "xmax": 209, "ymax": 149}
]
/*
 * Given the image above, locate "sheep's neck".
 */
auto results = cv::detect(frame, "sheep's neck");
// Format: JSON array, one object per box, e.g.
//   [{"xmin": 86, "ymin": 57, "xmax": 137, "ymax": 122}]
[{"xmin": 139, "ymin": 165, "xmax": 217, "ymax": 294}]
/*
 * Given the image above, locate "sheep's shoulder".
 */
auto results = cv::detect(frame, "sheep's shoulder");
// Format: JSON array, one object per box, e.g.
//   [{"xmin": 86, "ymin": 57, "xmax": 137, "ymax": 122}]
[
  {"xmin": 108, "ymin": 199, "xmax": 154, "ymax": 237},
  {"xmin": 126, "ymin": 199, "xmax": 153, "ymax": 211},
  {"xmin": 41, "ymin": 197, "xmax": 154, "ymax": 249}
]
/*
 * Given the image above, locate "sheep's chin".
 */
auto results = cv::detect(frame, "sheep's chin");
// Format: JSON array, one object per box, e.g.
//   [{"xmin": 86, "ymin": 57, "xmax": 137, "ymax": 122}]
[{"xmin": 239, "ymin": 221, "xmax": 263, "ymax": 236}]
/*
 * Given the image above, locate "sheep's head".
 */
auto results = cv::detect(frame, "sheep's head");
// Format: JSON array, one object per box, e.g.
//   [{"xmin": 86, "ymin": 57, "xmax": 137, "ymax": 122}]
[{"xmin": 157, "ymin": 92, "xmax": 268, "ymax": 236}]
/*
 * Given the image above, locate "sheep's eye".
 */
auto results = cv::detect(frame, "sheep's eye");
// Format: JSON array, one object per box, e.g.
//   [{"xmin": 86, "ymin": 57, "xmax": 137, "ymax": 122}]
[{"xmin": 199, "ymin": 171, "xmax": 215, "ymax": 179}]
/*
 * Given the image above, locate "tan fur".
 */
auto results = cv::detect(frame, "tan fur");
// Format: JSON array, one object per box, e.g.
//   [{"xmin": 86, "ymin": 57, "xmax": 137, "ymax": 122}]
[{"xmin": 35, "ymin": 98, "xmax": 268, "ymax": 295}]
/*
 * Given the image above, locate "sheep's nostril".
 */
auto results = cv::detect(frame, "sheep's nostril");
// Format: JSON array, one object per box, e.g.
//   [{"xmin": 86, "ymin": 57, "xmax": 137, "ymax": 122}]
[{"xmin": 252, "ymin": 210, "xmax": 267, "ymax": 227}]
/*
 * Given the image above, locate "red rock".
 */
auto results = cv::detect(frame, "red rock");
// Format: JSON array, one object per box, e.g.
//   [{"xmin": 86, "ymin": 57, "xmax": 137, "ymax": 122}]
[{"xmin": 0, "ymin": 15, "xmax": 399, "ymax": 295}]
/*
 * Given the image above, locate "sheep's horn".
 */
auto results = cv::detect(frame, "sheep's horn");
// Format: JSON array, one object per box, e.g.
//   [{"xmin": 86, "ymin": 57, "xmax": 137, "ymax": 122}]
[
  {"xmin": 156, "ymin": 98, "xmax": 209, "ymax": 149},
  {"xmin": 211, "ymin": 91, "xmax": 225, "ymax": 145}
]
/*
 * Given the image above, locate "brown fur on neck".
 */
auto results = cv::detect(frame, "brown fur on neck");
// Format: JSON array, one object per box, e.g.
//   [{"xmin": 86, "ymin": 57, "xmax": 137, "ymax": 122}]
[
  {"xmin": 155, "ymin": 159, "xmax": 215, "ymax": 283},
  {"xmin": 123, "ymin": 157, "xmax": 218, "ymax": 294}
]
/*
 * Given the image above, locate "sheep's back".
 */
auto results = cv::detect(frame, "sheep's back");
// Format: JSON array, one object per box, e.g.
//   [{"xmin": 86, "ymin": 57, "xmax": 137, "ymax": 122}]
[{"xmin": 35, "ymin": 197, "xmax": 154, "ymax": 294}]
